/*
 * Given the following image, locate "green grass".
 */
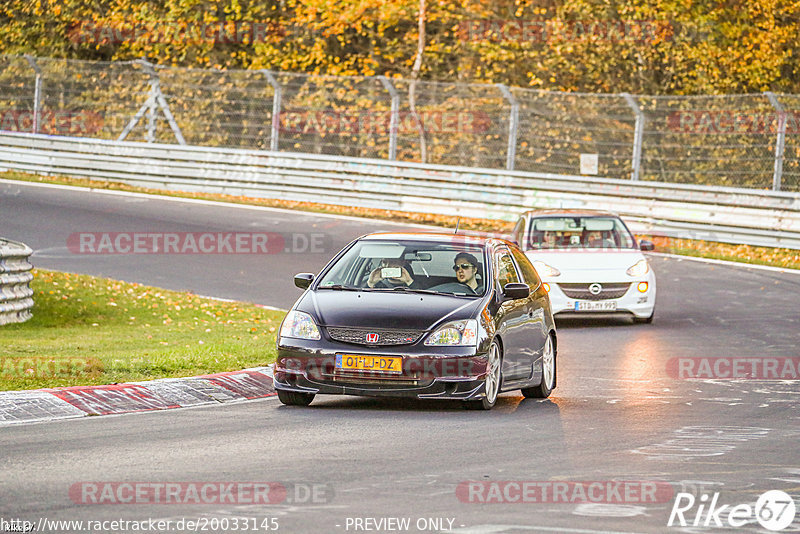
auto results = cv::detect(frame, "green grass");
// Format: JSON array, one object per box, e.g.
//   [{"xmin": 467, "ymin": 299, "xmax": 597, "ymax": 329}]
[{"xmin": 0, "ymin": 269, "xmax": 284, "ymax": 391}]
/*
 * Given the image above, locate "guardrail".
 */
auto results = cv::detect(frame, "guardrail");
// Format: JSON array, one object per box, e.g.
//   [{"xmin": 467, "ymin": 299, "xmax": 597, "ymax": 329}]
[
  {"xmin": 1, "ymin": 131, "xmax": 799, "ymax": 250},
  {"xmin": 0, "ymin": 238, "xmax": 34, "ymax": 325}
]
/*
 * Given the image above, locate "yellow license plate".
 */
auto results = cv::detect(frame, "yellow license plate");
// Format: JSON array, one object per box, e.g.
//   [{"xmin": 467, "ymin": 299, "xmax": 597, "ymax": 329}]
[{"xmin": 335, "ymin": 354, "xmax": 402, "ymax": 373}]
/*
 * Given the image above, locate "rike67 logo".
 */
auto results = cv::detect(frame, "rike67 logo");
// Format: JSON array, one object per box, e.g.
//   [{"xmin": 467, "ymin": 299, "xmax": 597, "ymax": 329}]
[{"xmin": 668, "ymin": 490, "xmax": 796, "ymax": 531}]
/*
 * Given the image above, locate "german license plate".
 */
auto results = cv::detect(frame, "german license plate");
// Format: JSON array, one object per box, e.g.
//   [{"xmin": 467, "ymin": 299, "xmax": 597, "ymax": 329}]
[
  {"xmin": 574, "ymin": 300, "xmax": 617, "ymax": 311},
  {"xmin": 335, "ymin": 354, "xmax": 402, "ymax": 373}
]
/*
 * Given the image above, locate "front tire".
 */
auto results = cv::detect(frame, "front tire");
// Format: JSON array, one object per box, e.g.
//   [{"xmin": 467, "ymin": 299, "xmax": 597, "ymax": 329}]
[
  {"xmin": 464, "ymin": 340, "xmax": 502, "ymax": 410},
  {"xmin": 521, "ymin": 334, "xmax": 555, "ymax": 399},
  {"xmin": 277, "ymin": 389, "xmax": 315, "ymax": 406},
  {"xmin": 634, "ymin": 310, "xmax": 655, "ymax": 324}
]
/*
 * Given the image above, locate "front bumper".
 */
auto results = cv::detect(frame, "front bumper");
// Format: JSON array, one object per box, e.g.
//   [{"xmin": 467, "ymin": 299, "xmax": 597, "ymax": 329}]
[
  {"xmin": 546, "ymin": 278, "xmax": 656, "ymax": 319},
  {"xmin": 275, "ymin": 339, "xmax": 489, "ymax": 400}
]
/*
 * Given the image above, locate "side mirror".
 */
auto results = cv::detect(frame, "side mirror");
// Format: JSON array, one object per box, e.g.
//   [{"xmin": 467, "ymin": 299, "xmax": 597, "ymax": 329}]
[
  {"xmin": 639, "ymin": 240, "xmax": 655, "ymax": 251},
  {"xmin": 294, "ymin": 273, "xmax": 314, "ymax": 289},
  {"xmin": 502, "ymin": 282, "xmax": 530, "ymax": 301}
]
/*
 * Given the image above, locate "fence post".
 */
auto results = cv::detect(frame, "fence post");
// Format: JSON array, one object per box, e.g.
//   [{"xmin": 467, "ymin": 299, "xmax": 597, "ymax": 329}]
[
  {"xmin": 378, "ymin": 76, "xmax": 399, "ymax": 160},
  {"xmin": 765, "ymin": 91, "xmax": 785, "ymax": 192},
  {"xmin": 497, "ymin": 84, "xmax": 519, "ymax": 171},
  {"xmin": 263, "ymin": 70, "xmax": 282, "ymax": 152},
  {"xmin": 146, "ymin": 75, "xmax": 157, "ymax": 143},
  {"xmin": 622, "ymin": 93, "xmax": 644, "ymax": 181},
  {"xmin": 24, "ymin": 55, "xmax": 42, "ymax": 135}
]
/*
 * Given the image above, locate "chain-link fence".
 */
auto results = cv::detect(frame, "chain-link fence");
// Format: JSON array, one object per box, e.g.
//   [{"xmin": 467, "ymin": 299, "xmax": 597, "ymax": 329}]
[{"xmin": 1, "ymin": 55, "xmax": 797, "ymax": 192}]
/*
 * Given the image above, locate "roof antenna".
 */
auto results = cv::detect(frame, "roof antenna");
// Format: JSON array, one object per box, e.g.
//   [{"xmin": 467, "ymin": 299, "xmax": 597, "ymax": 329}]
[{"xmin": 454, "ymin": 217, "xmax": 461, "ymax": 234}]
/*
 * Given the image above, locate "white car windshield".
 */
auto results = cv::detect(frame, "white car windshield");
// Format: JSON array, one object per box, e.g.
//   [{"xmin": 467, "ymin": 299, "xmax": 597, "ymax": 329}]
[
  {"xmin": 527, "ymin": 217, "xmax": 637, "ymax": 250},
  {"xmin": 316, "ymin": 240, "xmax": 488, "ymax": 297}
]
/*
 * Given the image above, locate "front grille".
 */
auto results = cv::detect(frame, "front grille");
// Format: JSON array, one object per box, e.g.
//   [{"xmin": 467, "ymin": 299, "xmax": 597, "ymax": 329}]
[
  {"xmin": 324, "ymin": 374, "xmax": 425, "ymax": 387},
  {"xmin": 310, "ymin": 367, "xmax": 429, "ymax": 388},
  {"xmin": 326, "ymin": 327, "xmax": 424, "ymax": 346},
  {"xmin": 559, "ymin": 282, "xmax": 631, "ymax": 301}
]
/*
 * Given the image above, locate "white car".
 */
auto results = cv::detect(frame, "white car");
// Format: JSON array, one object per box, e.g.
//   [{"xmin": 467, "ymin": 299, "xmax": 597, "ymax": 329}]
[{"xmin": 512, "ymin": 210, "xmax": 656, "ymax": 323}]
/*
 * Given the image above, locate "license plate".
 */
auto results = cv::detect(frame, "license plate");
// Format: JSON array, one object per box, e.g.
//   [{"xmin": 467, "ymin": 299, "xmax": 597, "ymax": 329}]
[
  {"xmin": 335, "ymin": 354, "xmax": 402, "ymax": 373},
  {"xmin": 574, "ymin": 300, "xmax": 617, "ymax": 311}
]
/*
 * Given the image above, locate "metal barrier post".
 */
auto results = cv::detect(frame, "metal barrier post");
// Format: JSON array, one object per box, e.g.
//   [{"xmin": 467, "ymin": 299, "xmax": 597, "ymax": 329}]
[
  {"xmin": 24, "ymin": 55, "xmax": 42, "ymax": 134},
  {"xmin": 377, "ymin": 76, "xmax": 399, "ymax": 160},
  {"xmin": 622, "ymin": 93, "xmax": 644, "ymax": 181},
  {"xmin": 497, "ymin": 84, "xmax": 519, "ymax": 171},
  {"xmin": 263, "ymin": 70, "xmax": 282, "ymax": 152},
  {"xmin": 765, "ymin": 92, "xmax": 786, "ymax": 192}
]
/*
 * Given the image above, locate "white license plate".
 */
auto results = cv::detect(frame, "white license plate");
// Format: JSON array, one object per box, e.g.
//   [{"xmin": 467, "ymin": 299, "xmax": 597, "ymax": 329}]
[{"xmin": 574, "ymin": 300, "xmax": 617, "ymax": 311}]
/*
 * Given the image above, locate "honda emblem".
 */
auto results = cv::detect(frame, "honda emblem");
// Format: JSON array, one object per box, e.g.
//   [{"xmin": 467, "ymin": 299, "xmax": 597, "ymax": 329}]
[{"xmin": 365, "ymin": 332, "xmax": 380, "ymax": 343}]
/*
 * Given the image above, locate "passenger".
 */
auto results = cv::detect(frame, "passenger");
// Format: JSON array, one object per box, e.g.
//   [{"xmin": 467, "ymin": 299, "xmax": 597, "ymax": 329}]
[
  {"xmin": 586, "ymin": 231, "xmax": 614, "ymax": 249},
  {"xmin": 542, "ymin": 232, "xmax": 558, "ymax": 248},
  {"xmin": 586, "ymin": 231, "xmax": 604, "ymax": 248},
  {"xmin": 453, "ymin": 252, "xmax": 482, "ymax": 294},
  {"xmin": 367, "ymin": 258, "xmax": 416, "ymax": 288}
]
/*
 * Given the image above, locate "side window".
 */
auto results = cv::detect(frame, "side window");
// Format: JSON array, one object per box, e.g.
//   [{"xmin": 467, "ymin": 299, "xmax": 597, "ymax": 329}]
[
  {"xmin": 511, "ymin": 247, "xmax": 541, "ymax": 289},
  {"xmin": 494, "ymin": 249, "xmax": 520, "ymax": 291}
]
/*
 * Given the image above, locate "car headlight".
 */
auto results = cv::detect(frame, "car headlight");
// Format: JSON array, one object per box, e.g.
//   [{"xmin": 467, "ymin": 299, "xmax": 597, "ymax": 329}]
[
  {"xmin": 532, "ymin": 261, "xmax": 561, "ymax": 277},
  {"xmin": 425, "ymin": 319, "xmax": 478, "ymax": 346},
  {"xmin": 626, "ymin": 259, "xmax": 650, "ymax": 277},
  {"xmin": 279, "ymin": 310, "xmax": 321, "ymax": 340}
]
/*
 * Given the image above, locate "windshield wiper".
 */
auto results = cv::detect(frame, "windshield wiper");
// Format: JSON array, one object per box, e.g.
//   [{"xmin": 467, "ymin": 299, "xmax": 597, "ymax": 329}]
[
  {"xmin": 318, "ymin": 284, "xmax": 360, "ymax": 291},
  {"xmin": 391, "ymin": 286, "xmax": 439, "ymax": 294},
  {"xmin": 361, "ymin": 286, "xmax": 477, "ymax": 298},
  {"xmin": 391, "ymin": 287, "xmax": 477, "ymax": 297}
]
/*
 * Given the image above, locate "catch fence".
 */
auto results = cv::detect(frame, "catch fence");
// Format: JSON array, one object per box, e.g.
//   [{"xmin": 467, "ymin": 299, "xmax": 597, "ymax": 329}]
[{"xmin": 1, "ymin": 55, "xmax": 797, "ymax": 192}]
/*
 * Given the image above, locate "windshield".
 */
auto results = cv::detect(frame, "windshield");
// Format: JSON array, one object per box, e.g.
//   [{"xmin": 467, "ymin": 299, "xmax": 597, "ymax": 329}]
[
  {"xmin": 527, "ymin": 216, "xmax": 637, "ymax": 250},
  {"xmin": 316, "ymin": 239, "xmax": 488, "ymax": 297}
]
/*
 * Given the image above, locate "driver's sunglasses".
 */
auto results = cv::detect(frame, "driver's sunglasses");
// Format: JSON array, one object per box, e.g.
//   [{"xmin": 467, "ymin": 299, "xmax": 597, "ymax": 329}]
[{"xmin": 453, "ymin": 263, "xmax": 474, "ymax": 272}]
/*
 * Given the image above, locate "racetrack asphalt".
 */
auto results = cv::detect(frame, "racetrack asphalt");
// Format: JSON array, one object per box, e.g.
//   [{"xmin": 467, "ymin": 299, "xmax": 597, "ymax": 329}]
[{"xmin": 2, "ymin": 179, "xmax": 799, "ymax": 534}]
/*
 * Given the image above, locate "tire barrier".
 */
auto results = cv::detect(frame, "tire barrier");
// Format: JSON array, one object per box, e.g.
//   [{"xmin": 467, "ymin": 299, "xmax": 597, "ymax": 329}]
[{"xmin": 0, "ymin": 238, "xmax": 34, "ymax": 325}]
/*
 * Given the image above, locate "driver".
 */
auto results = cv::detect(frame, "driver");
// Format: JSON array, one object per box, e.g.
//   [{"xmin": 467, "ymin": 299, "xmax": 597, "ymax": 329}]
[
  {"xmin": 453, "ymin": 252, "xmax": 481, "ymax": 294},
  {"xmin": 367, "ymin": 258, "xmax": 416, "ymax": 288}
]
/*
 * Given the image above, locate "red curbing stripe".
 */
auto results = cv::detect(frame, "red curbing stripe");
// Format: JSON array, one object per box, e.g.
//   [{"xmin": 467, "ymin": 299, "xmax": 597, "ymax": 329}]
[
  {"xmin": 42, "ymin": 384, "xmax": 180, "ymax": 416},
  {"xmin": 196, "ymin": 370, "xmax": 276, "ymax": 400}
]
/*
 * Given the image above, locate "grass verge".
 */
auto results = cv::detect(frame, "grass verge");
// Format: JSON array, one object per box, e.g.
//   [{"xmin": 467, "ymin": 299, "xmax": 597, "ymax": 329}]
[
  {"xmin": 0, "ymin": 269, "xmax": 283, "ymax": 391},
  {"xmin": 3, "ymin": 170, "xmax": 799, "ymax": 270}
]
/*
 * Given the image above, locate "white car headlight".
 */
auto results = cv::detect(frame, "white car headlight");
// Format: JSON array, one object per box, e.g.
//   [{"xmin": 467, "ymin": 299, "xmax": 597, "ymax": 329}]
[
  {"xmin": 532, "ymin": 260, "xmax": 561, "ymax": 277},
  {"xmin": 279, "ymin": 310, "xmax": 321, "ymax": 340},
  {"xmin": 425, "ymin": 319, "xmax": 478, "ymax": 347},
  {"xmin": 626, "ymin": 259, "xmax": 650, "ymax": 277}
]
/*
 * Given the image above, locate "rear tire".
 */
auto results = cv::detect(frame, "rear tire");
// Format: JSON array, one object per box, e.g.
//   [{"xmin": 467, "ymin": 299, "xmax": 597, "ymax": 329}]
[
  {"xmin": 277, "ymin": 389, "xmax": 315, "ymax": 406},
  {"xmin": 464, "ymin": 340, "xmax": 502, "ymax": 411},
  {"xmin": 521, "ymin": 334, "xmax": 555, "ymax": 399}
]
